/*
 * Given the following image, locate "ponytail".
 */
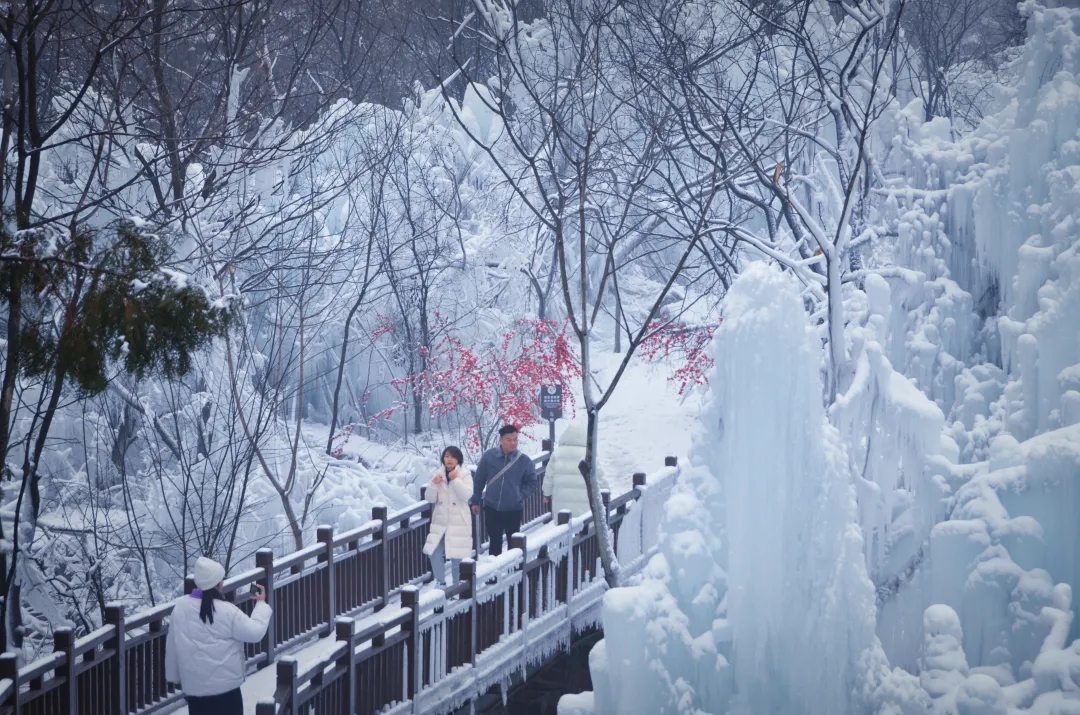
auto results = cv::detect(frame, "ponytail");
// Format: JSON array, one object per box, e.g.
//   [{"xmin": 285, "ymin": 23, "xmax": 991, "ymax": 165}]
[{"xmin": 199, "ymin": 587, "xmax": 225, "ymax": 624}]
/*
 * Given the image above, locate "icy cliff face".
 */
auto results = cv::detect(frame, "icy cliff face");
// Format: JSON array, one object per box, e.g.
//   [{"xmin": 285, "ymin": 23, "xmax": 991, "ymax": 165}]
[
  {"xmin": 882, "ymin": 1, "xmax": 1080, "ymax": 451},
  {"xmin": 868, "ymin": 2, "xmax": 1080, "ymax": 709},
  {"xmin": 969, "ymin": 2, "xmax": 1080, "ymax": 442}
]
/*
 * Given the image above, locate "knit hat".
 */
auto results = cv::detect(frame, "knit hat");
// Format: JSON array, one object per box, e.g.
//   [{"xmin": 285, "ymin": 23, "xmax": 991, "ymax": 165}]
[{"xmin": 193, "ymin": 556, "xmax": 226, "ymax": 590}]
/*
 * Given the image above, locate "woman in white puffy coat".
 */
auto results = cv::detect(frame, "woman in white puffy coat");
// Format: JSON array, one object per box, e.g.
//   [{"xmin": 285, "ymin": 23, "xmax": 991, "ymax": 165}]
[
  {"xmin": 165, "ymin": 556, "xmax": 272, "ymax": 714},
  {"xmin": 423, "ymin": 445, "xmax": 474, "ymax": 585},
  {"xmin": 543, "ymin": 422, "xmax": 607, "ymax": 518}
]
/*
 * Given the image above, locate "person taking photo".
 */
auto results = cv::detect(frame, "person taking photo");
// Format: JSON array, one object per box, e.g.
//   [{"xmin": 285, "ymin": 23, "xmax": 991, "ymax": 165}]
[{"xmin": 165, "ymin": 556, "xmax": 272, "ymax": 714}]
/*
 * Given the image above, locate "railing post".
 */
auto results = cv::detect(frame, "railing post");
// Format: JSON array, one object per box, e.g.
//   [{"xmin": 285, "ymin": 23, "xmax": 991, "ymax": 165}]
[
  {"xmin": 335, "ymin": 618, "xmax": 357, "ymax": 713},
  {"xmin": 557, "ymin": 510, "xmax": 573, "ymax": 601},
  {"xmin": 473, "ymin": 507, "xmax": 485, "ymax": 559},
  {"xmin": 103, "ymin": 603, "xmax": 127, "ymax": 715},
  {"xmin": 557, "ymin": 511, "xmax": 572, "ymax": 604},
  {"xmin": 0, "ymin": 552, "xmax": 6, "ymax": 651},
  {"xmin": 632, "ymin": 472, "xmax": 648, "ymax": 559},
  {"xmin": 541, "ymin": 438, "xmax": 553, "ymax": 453},
  {"xmin": 183, "ymin": 575, "xmax": 196, "ymax": 595},
  {"xmin": 254, "ymin": 700, "xmax": 276, "ymax": 715},
  {"xmin": 401, "ymin": 586, "xmax": 421, "ymax": 699},
  {"xmin": 372, "ymin": 506, "xmax": 390, "ymax": 611},
  {"xmin": 317, "ymin": 525, "xmax": 336, "ymax": 635},
  {"xmin": 54, "ymin": 627, "xmax": 77, "ymax": 714},
  {"xmin": 0, "ymin": 652, "xmax": 20, "ymax": 711},
  {"xmin": 255, "ymin": 548, "xmax": 276, "ymax": 667},
  {"xmin": 664, "ymin": 456, "xmax": 678, "ymax": 467},
  {"xmin": 600, "ymin": 489, "xmax": 611, "ymax": 522},
  {"xmin": 460, "ymin": 560, "xmax": 477, "ymax": 666},
  {"xmin": 276, "ymin": 657, "xmax": 299, "ymax": 715},
  {"xmin": 509, "ymin": 533, "xmax": 527, "ymax": 633}
]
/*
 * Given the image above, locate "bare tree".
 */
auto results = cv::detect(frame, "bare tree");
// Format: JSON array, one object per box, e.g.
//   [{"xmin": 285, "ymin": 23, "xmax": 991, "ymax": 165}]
[
  {"xmin": 439, "ymin": 0, "xmax": 738, "ymax": 587},
  {"xmin": 326, "ymin": 124, "xmax": 401, "ymax": 454},
  {"xmin": 657, "ymin": 0, "xmax": 905, "ymax": 401},
  {"xmin": 899, "ymin": 0, "xmax": 1021, "ymax": 127}
]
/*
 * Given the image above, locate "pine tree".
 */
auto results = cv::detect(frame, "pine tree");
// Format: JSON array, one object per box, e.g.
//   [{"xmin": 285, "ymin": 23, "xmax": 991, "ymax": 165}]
[{"xmin": 0, "ymin": 218, "xmax": 230, "ymax": 648}]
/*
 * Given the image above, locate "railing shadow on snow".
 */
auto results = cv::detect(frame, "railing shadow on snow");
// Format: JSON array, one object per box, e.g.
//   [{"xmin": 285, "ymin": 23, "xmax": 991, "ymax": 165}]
[{"xmin": 0, "ymin": 449, "xmax": 679, "ymax": 715}]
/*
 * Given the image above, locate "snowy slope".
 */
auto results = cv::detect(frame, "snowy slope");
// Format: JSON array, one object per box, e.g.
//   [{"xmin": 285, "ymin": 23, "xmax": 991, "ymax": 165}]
[{"xmin": 524, "ymin": 351, "xmax": 701, "ymax": 494}]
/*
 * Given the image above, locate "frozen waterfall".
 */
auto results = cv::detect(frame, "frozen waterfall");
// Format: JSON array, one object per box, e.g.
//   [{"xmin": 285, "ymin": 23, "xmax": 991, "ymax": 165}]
[{"xmin": 566, "ymin": 264, "xmax": 923, "ymax": 715}]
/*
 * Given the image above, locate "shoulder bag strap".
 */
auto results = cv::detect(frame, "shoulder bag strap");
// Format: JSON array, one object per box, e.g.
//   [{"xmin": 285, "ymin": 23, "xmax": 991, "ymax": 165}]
[{"xmin": 481, "ymin": 452, "xmax": 523, "ymax": 495}]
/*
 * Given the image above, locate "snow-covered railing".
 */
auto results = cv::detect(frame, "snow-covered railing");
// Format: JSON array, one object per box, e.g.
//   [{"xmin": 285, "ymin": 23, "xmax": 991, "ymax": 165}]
[
  {"xmin": 0, "ymin": 451, "xmax": 680, "ymax": 715},
  {"xmin": 252, "ymin": 458, "xmax": 681, "ymax": 715}
]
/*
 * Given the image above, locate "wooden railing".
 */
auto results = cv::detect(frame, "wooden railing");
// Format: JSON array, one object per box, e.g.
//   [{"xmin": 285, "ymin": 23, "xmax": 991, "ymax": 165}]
[
  {"xmin": 0, "ymin": 449, "xmax": 679, "ymax": 715},
  {"xmin": 251, "ymin": 457, "xmax": 679, "ymax": 715}
]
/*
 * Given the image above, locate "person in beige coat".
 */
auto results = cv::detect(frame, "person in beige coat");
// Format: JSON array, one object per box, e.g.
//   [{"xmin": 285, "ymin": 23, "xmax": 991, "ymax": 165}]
[
  {"xmin": 543, "ymin": 421, "xmax": 608, "ymax": 518},
  {"xmin": 424, "ymin": 445, "xmax": 474, "ymax": 585}
]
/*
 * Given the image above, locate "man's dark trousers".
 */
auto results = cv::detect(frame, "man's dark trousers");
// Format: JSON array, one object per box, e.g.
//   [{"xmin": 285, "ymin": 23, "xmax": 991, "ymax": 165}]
[{"xmin": 484, "ymin": 507, "xmax": 522, "ymax": 556}]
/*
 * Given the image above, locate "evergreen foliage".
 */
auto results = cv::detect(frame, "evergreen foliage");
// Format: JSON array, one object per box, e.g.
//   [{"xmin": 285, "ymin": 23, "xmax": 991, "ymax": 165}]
[{"xmin": 2, "ymin": 220, "xmax": 230, "ymax": 398}]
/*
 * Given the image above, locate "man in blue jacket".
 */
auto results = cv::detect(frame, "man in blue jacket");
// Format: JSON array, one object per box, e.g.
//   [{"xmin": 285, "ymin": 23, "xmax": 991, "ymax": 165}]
[{"xmin": 469, "ymin": 424, "xmax": 538, "ymax": 556}]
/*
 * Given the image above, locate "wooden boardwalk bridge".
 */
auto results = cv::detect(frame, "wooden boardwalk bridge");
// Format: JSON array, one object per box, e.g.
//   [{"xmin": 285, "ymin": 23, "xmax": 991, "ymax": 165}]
[{"xmin": 0, "ymin": 446, "xmax": 680, "ymax": 715}]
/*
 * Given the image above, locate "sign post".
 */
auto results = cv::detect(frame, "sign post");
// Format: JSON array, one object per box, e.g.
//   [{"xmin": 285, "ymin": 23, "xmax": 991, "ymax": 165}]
[{"xmin": 539, "ymin": 385, "xmax": 563, "ymax": 447}]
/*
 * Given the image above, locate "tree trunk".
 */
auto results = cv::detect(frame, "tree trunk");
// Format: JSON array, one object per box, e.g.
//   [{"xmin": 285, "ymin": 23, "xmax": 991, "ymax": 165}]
[
  {"xmin": 583, "ymin": 409, "xmax": 620, "ymax": 588},
  {"xmin": 613, "ymin": 272, "xmax": 623, "ymax": 354},
  {"xmin": 0, "ymin": 276, "xmax": 23, "ymax": 473},
  {"xmin": 826, "ymin": 254, "xmax": 848, "ymax": 402},
  {"xmin": 0, "ymin": 276, "xmax": 23, "ymax": 647},
  {"xmin": 327, "ymin": 294, "xmax": 365, "ymax": 454}
]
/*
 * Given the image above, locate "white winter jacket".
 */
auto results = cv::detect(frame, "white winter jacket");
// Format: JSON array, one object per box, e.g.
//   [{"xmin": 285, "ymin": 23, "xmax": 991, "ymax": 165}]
[
  {"xmin": 164, "ymin": 593, "xmax": 272, "ymax": 697},
  {"xmin": 423, "ymin": 466, "xmax": 474, "ymax": 560},
  {"xmin": 543, "ymin": 422, "xmax": 607, "ymax": 518}
]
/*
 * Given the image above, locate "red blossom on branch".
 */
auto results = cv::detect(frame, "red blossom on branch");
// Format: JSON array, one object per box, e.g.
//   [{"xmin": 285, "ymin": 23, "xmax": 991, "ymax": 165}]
[
  {"xmin": 329, "ymin": 423, "xmax": 355, "ymax": 458},
  {"xmin": 366, "ymin": 319, "xmax": 581, "ymax": 453},
  {"xmin": 639, "ymin": 313, "xmax": 720, "ymax": 395},
  {"xmin": 368, "ymin": 313, "xmax": 396, "ymax": 345}
]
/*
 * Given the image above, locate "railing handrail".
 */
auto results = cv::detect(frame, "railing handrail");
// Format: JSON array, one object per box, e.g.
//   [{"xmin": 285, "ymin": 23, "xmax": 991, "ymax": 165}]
[
  {"xmin": 0, "ymin": 450, "xmax": 550, "ymax": 707},
  {"xmin": 0, "ymin": 449, "xmax": 679, "ymax": 715},
  {"xmin": 253, "ymin": 459, "xmax": 682, "ymax": 715}
]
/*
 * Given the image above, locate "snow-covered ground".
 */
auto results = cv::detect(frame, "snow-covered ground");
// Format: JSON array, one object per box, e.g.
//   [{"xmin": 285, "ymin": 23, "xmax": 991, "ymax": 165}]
[{"xmin": 523, "ymin": 352, "xmax": 702, "ymax": 494}]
